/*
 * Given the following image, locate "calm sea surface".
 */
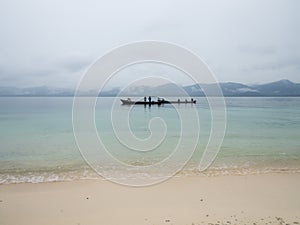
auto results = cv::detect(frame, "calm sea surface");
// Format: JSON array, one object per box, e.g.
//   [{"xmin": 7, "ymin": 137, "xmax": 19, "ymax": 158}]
[{"xmin": 0, "ymin": 97, "xmax": 300, "ymax": 184}]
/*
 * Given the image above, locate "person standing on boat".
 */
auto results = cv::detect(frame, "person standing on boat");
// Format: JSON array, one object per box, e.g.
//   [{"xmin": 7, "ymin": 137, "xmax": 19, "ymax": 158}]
[
  {"xmin": 144, "ymin": 96, "xmax": 147, "ymax": 102},
  {"xmin": 148, "ymin": 96, "xmax": 151, "ymax": 103}
]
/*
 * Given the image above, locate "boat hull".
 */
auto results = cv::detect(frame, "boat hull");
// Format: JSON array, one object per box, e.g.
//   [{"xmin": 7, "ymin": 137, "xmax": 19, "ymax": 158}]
[{"xmin": 120, "ymin": 99, "xmax": 196, "ymax": 105}]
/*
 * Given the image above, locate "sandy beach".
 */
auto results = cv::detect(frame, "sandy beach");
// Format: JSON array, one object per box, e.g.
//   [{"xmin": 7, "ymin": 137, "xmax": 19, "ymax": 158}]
[{"xmin": 0, "ymin": 173, "xmax": 299, "ymax": 225}]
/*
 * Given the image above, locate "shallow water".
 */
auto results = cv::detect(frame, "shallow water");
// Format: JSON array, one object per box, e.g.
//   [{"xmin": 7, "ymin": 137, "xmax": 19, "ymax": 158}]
[{"xmin": 0, "ymin": 97, "xmax": 300, "ymax": 184}]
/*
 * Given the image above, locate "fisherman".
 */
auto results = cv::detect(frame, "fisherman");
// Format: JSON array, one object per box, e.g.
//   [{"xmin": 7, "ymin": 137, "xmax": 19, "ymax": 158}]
[{"xmin": 148, "ymin": 96, "xmax": 151, "ymax": 103}]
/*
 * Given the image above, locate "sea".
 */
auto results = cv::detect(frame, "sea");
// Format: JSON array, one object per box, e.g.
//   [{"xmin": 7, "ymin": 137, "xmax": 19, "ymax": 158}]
[{"xmin": 0, "ymin": 97, "xmax": 300, "ymax": 184}]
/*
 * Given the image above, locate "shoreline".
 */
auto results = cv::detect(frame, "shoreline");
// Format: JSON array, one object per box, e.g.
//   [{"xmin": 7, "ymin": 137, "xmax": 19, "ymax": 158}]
[
  {"xmin": 1, "ymin": 166, "xmax": 300, "ymax": 185},
  {"xmin": 1, "ymin": 173, "xmax": 300, "ymax": 225}
]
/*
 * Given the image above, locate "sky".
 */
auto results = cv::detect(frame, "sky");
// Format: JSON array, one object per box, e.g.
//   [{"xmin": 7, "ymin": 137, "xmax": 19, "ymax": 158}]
[{"xmin": 0, "ymin": 0, "xmax": 299, "ymax": 88}]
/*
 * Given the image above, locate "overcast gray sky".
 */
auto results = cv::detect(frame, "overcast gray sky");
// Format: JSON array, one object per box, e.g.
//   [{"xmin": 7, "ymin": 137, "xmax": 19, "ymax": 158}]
[{"xmin": 0, "ymin": 0, "xmax": 299, "ymax": 88}]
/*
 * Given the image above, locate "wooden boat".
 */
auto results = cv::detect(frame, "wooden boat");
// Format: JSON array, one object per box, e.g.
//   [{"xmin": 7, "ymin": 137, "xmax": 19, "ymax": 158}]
[
  {"xmin": 120, "ymin": 98, "xmax": 196, "ymax": 105},
  {"xmin": 121, "ymin": 99, "xmax": 161, "ymax": 105}
]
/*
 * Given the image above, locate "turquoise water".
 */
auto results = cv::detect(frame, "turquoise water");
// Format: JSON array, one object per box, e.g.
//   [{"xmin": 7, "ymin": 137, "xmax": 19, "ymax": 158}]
[{"xmin": 0, "ymin": 97, "xmax": 300, "ymax": 184}]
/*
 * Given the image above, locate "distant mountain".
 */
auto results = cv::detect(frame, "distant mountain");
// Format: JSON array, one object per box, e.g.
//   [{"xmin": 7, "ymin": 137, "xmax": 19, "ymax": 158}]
[
  {"xmin": 121, "ymin": 83, "xmax": 188, "ymax": 96},
  {"xmin": 251, "ymin": 79, "xmax": 300, "ymax": 96},
  {"xmin": 182, "ymin": 79, "xmax": 300, "ymax": 97},
  {"xmin": 220, "ymin": 82, "xmax": 261, "ymax": 96},
  {"xmin": 0, "ymin": 79, "xmax": 300, "ymax": 97}
]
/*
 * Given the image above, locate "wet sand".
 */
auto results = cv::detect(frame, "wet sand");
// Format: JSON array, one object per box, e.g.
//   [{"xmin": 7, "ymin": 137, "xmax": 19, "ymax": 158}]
[{"xmin": 0, "ymin": 173, "xmax": 300, "ymax": 225}]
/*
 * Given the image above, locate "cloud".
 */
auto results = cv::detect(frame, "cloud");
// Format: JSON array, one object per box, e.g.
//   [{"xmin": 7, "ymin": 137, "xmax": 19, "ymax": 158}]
[
  {"xmin": 0, "ymin": 0, "xmax": 300, "ymax": 87},
  {"xmin": 241, "ymin": 57, "xmax": 300, "ymax": 72},
  {"xmin": 0, "ymin": 53, "xmax": 92, "ymax": 87},
  {"xmin": 53, "ymin": 54, "xmax": 92, "ymax": 73},
  {"xmin": 237, "ymin": 45, "xmax": 277, "ymax": 56}
]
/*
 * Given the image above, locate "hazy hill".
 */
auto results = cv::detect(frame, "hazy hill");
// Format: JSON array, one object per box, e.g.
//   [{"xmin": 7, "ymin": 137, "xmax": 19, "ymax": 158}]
[
  {"xmin": 0, "ymin": 79, "xmax": 300, "ymax": 97},
  {"xmin": 182, "ymin": 79, "xmax": 300, "ymax": 97}
]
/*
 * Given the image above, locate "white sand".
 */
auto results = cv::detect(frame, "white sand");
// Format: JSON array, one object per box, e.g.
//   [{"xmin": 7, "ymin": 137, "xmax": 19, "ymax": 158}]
[{"xmin": 0, "ymin": 173, "xmax": 300, "ymax": 225}]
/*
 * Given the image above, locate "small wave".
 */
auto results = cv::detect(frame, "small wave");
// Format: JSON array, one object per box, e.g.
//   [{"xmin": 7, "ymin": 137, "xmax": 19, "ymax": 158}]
[
  {"xmin": 1, "ymin": 165, "xmax": 300, "ymax": 185},
  {"xmin": 180, "ymin": 166, "xmax": 300, "ymax": 177}
]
